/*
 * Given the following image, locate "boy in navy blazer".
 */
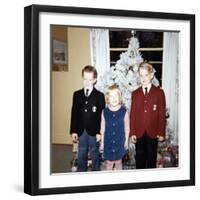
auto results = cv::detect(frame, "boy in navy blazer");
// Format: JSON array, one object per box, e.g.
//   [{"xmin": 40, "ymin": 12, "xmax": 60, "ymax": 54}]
[
  {"xmin": 70, "ymin": 65, "xmax": 105, "ymax": 172},
  {"xmin": 130, "ymin": 62, "xmax": 166, "ymax": 169}
]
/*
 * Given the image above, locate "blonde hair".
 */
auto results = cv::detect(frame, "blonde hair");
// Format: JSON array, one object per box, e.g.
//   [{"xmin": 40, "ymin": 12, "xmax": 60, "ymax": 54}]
[
  {"xmin": 139, "ymin": 61, "xmax": 154, "ymax": 73},
  {"xmin": 105, "ymin": 85, "xmax": 122, "ymax": 104}
]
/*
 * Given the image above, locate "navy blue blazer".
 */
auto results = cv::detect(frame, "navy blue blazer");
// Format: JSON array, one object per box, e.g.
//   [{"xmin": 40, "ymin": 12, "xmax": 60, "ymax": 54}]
[{"xmin": 70, "ymin": 88, "xmax": 105, "ymax": 136}]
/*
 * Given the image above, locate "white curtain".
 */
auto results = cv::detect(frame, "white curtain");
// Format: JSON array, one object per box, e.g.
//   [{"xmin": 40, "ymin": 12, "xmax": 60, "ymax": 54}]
[
  {"xmin": 90, "ymin": 29, "xmax": 110, "ymax": 90},
  {"xmin": 162, "ymin": 32, "xmax": 179, "ymax": 145}
]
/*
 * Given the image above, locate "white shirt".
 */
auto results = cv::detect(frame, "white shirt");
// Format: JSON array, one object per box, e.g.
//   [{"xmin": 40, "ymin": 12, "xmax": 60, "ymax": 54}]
[
  {"xmin": 142, "ymin": 83, "xmax": 152, "ymax": 95},
  {"xmin": 84, "ymin": 87, "xmax": 93, "ymax": 97}
]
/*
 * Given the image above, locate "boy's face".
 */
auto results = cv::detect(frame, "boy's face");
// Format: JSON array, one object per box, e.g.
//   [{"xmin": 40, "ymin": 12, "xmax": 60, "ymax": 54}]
[
  {"xmin": 83, "ymin": 72, "xmax": 96, "ymax": 89},
  {"xmin": 108, "ymin": 90, "xmax": 120, "ymax": 107},
  {"xmin": 139, "ymin": 68, "xmax": 153, "ymax": 87}
]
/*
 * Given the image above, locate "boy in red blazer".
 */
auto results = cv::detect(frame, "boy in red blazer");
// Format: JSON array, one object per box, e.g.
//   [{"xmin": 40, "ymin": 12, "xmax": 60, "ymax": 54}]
[{"xmin": 130, "ymin": 62, "xmax": 166, "ymax": 169}]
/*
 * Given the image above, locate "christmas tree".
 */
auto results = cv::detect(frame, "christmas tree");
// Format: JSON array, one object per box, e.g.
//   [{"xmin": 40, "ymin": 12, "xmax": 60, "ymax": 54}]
[{"xmin": 98, "ymin": 31, "xmax": 159, "ymax": 110}]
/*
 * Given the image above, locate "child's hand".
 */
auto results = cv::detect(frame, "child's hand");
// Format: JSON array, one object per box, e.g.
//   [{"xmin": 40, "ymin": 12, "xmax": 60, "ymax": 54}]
[
  {"xmin": 71, "ymin": 133, "xmax": 78, "ymax": 143},
  {"xmin": 131, "ymin": 135, "xmax": 137, "ymax": 143},
  {"xmin": 157, "ymin": 135, "xmax": 165, "ymax": 142},
  {"xmin": 96, "ymin": 134, "xmax": 101, "ymax": 142}
]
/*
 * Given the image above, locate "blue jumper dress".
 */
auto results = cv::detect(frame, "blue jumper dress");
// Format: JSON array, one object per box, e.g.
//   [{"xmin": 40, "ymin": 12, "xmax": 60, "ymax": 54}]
[{"xmin": 103, "ymin": 106, "xmax": 127, "ymax": 161}]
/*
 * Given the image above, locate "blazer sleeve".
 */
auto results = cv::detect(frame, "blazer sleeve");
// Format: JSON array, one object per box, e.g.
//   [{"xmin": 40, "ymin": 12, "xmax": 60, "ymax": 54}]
[
  {"xmin": 97, "ymin": 93, "xmax": 106, "ymax": 134},
  {"xmin": 158, "ymin": 89, "xmax": 166, "ymax": 136},
  {"xmin": 99, "ymin": 92, "xmax": 106, "ymax": 111},
  {"xmin": 130, "ymin": 92, "xmax": 136, "ymax": 136},
  {"xmin": 70, "ymin": 92, "xmax": 78, "ymax": 134}
]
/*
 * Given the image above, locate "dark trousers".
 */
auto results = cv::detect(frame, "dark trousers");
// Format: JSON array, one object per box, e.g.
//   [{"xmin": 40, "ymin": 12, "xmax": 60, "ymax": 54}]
[
  {"xmin": 77, "ymin": 130, "xmax": 100, "ymax": 172},
  {"xmin": 135, "ymin": 132, "xmax": 158, "ymax": 169}
]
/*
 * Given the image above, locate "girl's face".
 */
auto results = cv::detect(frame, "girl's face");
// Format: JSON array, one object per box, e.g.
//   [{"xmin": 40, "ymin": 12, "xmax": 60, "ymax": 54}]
[
  {"xmin": 82, "ymin": 72, "xmax": 96, "ymax": 89},
  {"xmin": 139, "ymin": 68, "xmax": 153, "ymax": 87},
  {"xmin": 108, "ymin": 90, "xmax": 121, "ymax": 107}
]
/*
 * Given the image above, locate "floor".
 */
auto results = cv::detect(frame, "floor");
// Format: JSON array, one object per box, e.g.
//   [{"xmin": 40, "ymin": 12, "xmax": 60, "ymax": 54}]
[
  {"xmin": 51, "ymin": 144, "xmax": 75, "ymax": 173},
  {"xmin": 51, "ymin": 143, "xmax": 178, "ymax": 173},
  {"xmin": 51, "ymin": 144, "xmax": 136, "ymax": 173}
]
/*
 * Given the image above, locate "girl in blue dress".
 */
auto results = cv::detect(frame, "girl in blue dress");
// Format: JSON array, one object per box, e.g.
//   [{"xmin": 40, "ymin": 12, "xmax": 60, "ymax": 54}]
[{"xmin": 100, "ymin": 85, "xmax": 130, "ymax": 170}]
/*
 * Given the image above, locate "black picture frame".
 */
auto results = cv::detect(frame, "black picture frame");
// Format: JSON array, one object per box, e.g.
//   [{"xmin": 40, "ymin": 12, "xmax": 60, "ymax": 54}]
[{"xmin": 24, "ymin": 4, "xmax": 195, "ymax": 195}]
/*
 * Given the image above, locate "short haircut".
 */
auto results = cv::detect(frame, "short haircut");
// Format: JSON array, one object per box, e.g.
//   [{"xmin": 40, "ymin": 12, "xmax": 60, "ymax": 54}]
[
  {"xmin": 105, "ymin": 84, "xmax": 122, "ymax": 104},
  {"xmin": 82, "ymin": 65, "xmax": 98, "ymax": 79},
  {"xmin": 139, "ymin": 61, "xmax": 154, "ymax": 73}
]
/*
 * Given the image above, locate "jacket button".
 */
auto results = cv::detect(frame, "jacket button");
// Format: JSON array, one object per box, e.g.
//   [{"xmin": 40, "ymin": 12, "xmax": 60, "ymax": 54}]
[{"xmin": 84, "ymin": 109, "xmax": 87, "ymax": 112}]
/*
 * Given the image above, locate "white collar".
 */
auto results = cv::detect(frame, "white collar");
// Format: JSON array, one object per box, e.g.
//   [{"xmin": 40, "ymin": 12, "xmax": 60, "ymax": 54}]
[
  {"xmin": 84, "ymin": 87, "xmax": 93, "ymax": 96},
  {"xmin": 142, "ymin": 83, "xmax": 152, "ymax": 94}
]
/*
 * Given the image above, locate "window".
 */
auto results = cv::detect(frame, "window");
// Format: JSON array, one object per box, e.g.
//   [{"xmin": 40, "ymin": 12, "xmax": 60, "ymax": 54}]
[{"xmin": 109, "ymin": 30, "xmax": 163, "ymax": 85}]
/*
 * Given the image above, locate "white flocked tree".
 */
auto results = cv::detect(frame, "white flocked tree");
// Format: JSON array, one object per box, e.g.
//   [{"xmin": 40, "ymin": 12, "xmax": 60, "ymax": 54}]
[{"xmin": 98, "ymin": 31, "xmax": 159, "ymax": 110}]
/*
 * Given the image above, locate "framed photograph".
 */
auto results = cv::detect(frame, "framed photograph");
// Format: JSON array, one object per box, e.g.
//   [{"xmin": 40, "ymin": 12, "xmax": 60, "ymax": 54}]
[
  {"xmin": 51, "ymin": 25, "xmax": 68, "ymax": 71},
  {"xmin": 53, "ymin": 40, "xmax": 67, "ymax": 65},
  {"xmin": 24, "ymin": 4, "xmax": 195, "ymax": 195}
]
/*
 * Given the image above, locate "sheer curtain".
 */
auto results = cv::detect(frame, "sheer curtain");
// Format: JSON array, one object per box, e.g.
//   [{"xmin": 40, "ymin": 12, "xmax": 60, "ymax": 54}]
[
  {"xmin": 90, "ymin": 29, "xmax": 110, "ymax": 90},
  {"xmin": 162, "ymin": 32, "xmax": 179, "ymax": 144}
]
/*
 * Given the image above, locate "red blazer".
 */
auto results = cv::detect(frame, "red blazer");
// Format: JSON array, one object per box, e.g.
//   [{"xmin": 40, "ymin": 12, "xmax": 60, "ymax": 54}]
[{"xmin": 130, "ymin": 85, "xmax": 166, "ymax": 139}]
